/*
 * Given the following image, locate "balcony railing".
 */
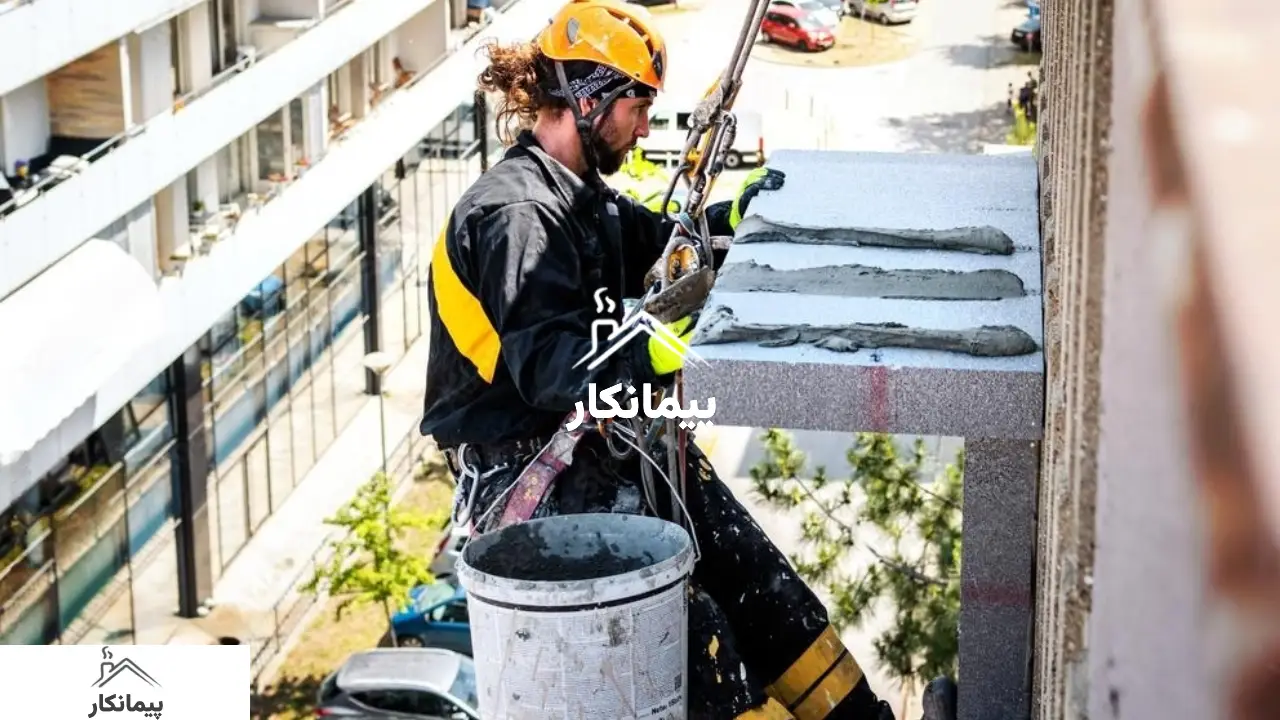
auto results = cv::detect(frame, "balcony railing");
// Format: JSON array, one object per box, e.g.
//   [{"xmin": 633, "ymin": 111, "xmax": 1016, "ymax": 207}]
[
  {"xmin": 178, "ymin": 45, "xmax": 459, "ymax": 263},
  {"xmin": 0, "ymin": 0, "xmax": 360, "ymax": 221}
]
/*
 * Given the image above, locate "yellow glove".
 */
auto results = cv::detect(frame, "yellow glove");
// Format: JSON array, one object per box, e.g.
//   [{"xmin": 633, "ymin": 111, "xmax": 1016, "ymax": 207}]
[
  {"xmin": 729, "ymin": 166, "xmax": 786, "ymax": 229},
  {"xmin": 648, "ymin": 316, "xmax": 695, "ymax": 375}
]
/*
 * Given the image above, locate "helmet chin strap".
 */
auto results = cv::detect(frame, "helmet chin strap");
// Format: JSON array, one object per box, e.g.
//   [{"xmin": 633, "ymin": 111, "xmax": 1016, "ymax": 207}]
[{"xmin": 553, "ymin": 60, "xmax": 638, "ymax": 175}]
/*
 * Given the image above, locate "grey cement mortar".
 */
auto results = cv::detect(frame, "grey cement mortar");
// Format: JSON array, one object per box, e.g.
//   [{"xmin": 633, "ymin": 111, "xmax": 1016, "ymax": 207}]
[
  {"xmin": 692, "ymin": 292, "xmax": 1044, "ymax": 374},
  {"xmin": 734, "ymin": 217, "xmax": 1017, "ymax": 255},
  {"xmin": 960, "ymin": 439, "xmax": 1040, "ymax": 720},
  {"xmin": 700, "ymin": 292, "xmax": 1044, "ymax": 341},
  {"xmin": 695, "ymin": 306, "xmax": 1038, "ymax": 357},
  {"xmin": 682, "ymin": 358, "xmax": 1044, "ymax": 439},
  {"xmin": 721, "ymin": 241, "xmax": 1045, "ymax": 293},
  {"xmin": 714, "ymin": 259, "xmax": 1027, "ymax": 300},
  {"xmin": 693, "ymin": 149, "xmax": 1045, "ymax": 386}
]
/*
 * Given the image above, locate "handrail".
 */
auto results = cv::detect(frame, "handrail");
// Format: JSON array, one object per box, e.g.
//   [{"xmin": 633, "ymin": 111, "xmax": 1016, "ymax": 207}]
[
  {"xmin": 0, "ymin": 0, "xmax": 365, "ymax": 220},
  {"xmin": 0, "ymin": 130, "xmax": 135, "ymax": 218}
]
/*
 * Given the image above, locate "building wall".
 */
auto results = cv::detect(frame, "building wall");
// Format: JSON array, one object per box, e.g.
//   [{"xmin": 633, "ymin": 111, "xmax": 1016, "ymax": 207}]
[
  {"xmin": 1033, "ymin": 1, "xmax": 1255, "ymax": 719},
  {"xmin": 0, "ymin": 0, "xmax": 439, "ymax": 304},
  {"xmin": 128, "ymin": 21, "xmax": 176, "ymax": 124},
  {"xmin": 0, "ymin": 77, "xmax": 50, "ymax": 173},
  {"xmin": 0, "ymin": 0, "xmax": 204, "ymax": 98},
  {"xmin": 1030, "ymin": 0, "xmax": 1112, "ymax": 716},
  {"xmin": 0, "ymin": 95, "xmax": 492, "ymax": 646}
]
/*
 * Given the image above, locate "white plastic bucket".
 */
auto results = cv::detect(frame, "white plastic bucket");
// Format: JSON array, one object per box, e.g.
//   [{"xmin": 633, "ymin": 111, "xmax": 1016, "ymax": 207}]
[{"xmin": 455, "ymin": 513, "xmax": 695, "ymax": 720}]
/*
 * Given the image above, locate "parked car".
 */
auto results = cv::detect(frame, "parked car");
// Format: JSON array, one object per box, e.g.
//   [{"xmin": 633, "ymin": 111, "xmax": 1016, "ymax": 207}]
[
  {"xmin": 1011, "ymin": 15, "xmax": 1042, "ymax": 51},
  {"xmin": 391, "ymin": 581, "xmax": 473, "ymax": 656},
  {"xmin": 316, "ymin": 648, "xmax": 479, "ymax": 719},
  {"xmin": 769, "ymin": 0, "xmax": 841, "ymax": 28},
  {"xmin": 846, "ymin": 0, "xmax": 918, "ymax": 24},
  {"xmin": 761, "ymin": 6, "xmax": 837, "ymax": 52},
  {"xmin": 429, "ymin": 521, "xmax": 470, "ymax": 580}
]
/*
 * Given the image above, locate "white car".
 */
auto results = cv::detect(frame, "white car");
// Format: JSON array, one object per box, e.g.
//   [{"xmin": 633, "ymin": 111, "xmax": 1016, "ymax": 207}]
[
  {"xmin": 847, "ymin": 0, "xmax": 918, "ymax": 24},
  {"xmin": 429, "ymin": 521, "xmax": 470, "ymax": 580},
  {"xmin": 769, "ymin": 0, "xmax": 841, "ymax": 29}
]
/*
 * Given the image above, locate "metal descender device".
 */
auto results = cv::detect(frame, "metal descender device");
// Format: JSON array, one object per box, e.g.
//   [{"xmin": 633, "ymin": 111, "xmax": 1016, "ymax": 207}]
[{"xmin": 623, "ymin": 0, "xmax": 774, "ymax": 529}]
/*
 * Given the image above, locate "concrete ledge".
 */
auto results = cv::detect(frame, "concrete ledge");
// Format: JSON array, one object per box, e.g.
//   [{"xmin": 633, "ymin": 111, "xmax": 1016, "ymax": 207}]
[
  {"xmin": 684, "ymin": 358, "xmax": 1043, "ymax": 439},
  {"xmin": 686, "ymin": 149, "xmax": 1044, "ymax": 442}
]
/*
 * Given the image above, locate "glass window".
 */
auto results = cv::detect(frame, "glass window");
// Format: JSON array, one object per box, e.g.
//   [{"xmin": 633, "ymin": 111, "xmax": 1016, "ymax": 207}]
[
  {"xmin": 440, "ymin": 601, "xmax": 470, "ymax": 624},
  {"xmin": 126, "ymin": 444, "xmax": 180, "ymax": 644},
  {"xmin": 245, "ymin": 434, "xmax": 271, "ymax": 532},
  {"xmin": 170, "ymin": 17, "xmax": 185, "ymax": 98},
  {"xmin": 256, "ymin": 108, "xmax": 287, "ymax": 182},
  {"xmin": 352, "ymin": 690, "xmax": 416, "ymax": 714},
  {"xmin": 53, "ymin": 464, "xmax": 128, "ymax": 641},
  {"xmin": 213, "ymin": 459, "xmax": 249, "ymax": 566},
  {"xmin": 449, "ymin": 661, "xmax": 480, "ymax": 710},
  {"xmin": 0, "ymin": 557, "xmax": 57, "ymax": 644},
  {"xmin": 266, "ymin": 404, "xmax": 294, "ymax": 505},
  {"xmin": 290, "ymin": 97, "xmax": 307, "ymax": 172},
  {"xmin": 289, "ymin": 380, "xmax": 316, "ymax": 483}
]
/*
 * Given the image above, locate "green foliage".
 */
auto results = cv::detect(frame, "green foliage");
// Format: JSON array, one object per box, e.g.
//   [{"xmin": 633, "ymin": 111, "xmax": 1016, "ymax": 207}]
[
  {"xmin": 1007, "ymin": 104, "xmax": 1037, "ymax": 147},
  {"xmin": 750, "ymin": 429, "xmax": 963, "ymax": 688},
  {"xmin": 303, "ymin": 471, "xmax": 445, "ymax": 642}
]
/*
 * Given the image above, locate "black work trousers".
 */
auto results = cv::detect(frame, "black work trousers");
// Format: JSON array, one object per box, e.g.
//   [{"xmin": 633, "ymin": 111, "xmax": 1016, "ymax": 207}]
[{"xmin": 455, "ymin": 432, "xmax": 890, "ymax": 720}]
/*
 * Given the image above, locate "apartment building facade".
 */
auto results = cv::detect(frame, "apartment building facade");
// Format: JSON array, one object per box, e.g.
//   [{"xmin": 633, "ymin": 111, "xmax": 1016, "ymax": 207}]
[{"xmin": 0, "ymin": 0, "xmax": 556, "ymax": 645}]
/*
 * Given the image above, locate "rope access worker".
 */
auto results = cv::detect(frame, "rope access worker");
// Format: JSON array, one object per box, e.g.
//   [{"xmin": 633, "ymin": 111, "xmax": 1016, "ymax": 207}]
[{"xmin": 421, "ymin": 1, "xmax": 901, "ymax": 717}]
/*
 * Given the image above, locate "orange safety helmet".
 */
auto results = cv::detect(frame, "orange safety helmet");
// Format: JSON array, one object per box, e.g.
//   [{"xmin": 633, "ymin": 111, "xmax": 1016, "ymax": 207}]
[{"xmin": 537, "ymin": 0, "xmax": 668, "ymax": 94}]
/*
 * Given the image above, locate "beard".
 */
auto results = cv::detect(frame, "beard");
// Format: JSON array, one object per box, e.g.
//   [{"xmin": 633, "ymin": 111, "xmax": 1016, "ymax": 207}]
[{"xmin": 587, "ymin": 113, "xmax": 632, "ymax": 176}]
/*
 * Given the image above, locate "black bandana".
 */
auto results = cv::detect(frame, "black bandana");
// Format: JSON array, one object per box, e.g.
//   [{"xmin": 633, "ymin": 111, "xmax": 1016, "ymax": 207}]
[{"xmin": 549, "ymin": 61, "xmax": 656, "ymax": 102}]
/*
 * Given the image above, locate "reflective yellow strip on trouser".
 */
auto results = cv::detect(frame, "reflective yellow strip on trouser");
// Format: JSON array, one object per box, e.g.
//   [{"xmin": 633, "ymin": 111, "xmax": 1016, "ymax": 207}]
[
  {"xmin": 736, "ymin": 697, "xmax": 796, "ymax": 719},
  {"xmin": 430, "ymin": 224, "xmax": 501, "ymax": 383},
  {"xmin": 766, "ymin": 625, "xmax": 864, "ymax": 720}
]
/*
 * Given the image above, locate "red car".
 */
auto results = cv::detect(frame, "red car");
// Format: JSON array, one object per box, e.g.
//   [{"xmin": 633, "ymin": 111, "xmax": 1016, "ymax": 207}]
[{"xmin": 761, "ymin": 5, "xmax": 836, "ymax": 51}]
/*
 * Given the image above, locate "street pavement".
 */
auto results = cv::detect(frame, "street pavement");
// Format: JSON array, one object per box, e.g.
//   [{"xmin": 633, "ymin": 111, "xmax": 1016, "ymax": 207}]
[{"xmin": 643, "ymin": 0, "xmax": 1037, "ymax": 715}]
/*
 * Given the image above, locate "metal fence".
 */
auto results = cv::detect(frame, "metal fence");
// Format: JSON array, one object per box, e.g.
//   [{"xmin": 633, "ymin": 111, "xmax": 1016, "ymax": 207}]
[{"xmin": 247, "ymin": 423, "xmax": 434, "ymax": 687}]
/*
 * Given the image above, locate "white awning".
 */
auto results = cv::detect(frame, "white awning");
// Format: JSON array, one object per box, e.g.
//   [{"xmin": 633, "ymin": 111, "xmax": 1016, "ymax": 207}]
[{"xmin": 0, "ymin": 239, "xmax": 162, "ymax": 466}]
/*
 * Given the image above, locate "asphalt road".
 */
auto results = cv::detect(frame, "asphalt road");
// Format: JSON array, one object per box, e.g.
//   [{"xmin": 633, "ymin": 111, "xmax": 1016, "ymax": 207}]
[{"xmin": 638, "ymin": 0, "xmax": 1039, "ymax": 715}]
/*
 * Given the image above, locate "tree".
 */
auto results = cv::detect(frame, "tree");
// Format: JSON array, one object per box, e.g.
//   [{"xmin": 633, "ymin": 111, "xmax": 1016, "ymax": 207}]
[
  {"xmin": 749, "ymin": 429, "xmax": 963, "ymax": 704},
  {"xmin": 303, "ymin": 471, "xmax": 444, "ymax": 645}
]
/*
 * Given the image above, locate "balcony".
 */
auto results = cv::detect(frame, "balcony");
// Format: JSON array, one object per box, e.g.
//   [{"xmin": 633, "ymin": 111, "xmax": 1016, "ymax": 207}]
[
  {"xmin": 89, "ymin": 0, "xmax": 566, "ymax": 421},
  {"xmin": 0, "ymin": 0, "xmax": 204, "ymax": 97},
  {"xmin": 0, "ymin": 0, "xmax": 441, "ymax": 301}
]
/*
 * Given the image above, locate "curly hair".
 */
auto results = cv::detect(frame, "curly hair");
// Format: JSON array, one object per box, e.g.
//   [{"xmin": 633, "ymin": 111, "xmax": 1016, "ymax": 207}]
[{"xmin": 476, "ymin": 39, "xmax": 570, "ymax": 145}]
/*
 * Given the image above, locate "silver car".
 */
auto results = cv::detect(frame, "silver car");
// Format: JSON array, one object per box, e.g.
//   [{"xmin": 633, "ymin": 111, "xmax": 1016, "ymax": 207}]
[
  {"xmin": 316, "ymin": 649, "xmax": 480, "ymax": 719},
  {"xmin": 847, "ymin": 0, "xmax": 918, "ymax": 24},
  {"xmin": 428, "ymin": 521, "xmax": 471, "ymax": 580}
]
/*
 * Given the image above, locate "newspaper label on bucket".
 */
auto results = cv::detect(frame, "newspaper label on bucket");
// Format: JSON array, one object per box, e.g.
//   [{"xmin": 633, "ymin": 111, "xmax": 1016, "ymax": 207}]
[{"xmin": 472, "ymin": 585, "xmax": 687, "ymax": 717}]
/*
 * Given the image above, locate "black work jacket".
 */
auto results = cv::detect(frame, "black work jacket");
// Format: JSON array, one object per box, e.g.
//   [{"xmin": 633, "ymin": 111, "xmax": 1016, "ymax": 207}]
[{"xmin": 419, "ymin": 130, "xmax": 734, "ymax": 447}]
